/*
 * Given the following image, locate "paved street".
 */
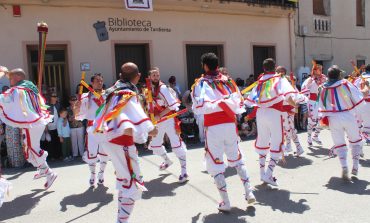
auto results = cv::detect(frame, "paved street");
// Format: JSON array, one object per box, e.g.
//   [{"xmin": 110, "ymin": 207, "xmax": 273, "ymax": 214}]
[{"xmin": 1, "ymin": 129, "xmax": 370, "ymax": 223}]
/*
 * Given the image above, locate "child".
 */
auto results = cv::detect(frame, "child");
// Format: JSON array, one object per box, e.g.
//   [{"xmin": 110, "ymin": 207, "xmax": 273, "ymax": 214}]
[{"xmin": 57, "ymin": 108, "xmax": 72, "ymax": 161}]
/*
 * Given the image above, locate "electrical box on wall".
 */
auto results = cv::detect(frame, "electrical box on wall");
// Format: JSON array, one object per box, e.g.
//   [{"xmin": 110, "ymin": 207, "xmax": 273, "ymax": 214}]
[
  {"xmin": 299, "ymin": 25, "xmax": 308, "ymax": 36},
  {"xmin": 13, "ymin": 5, "xmax": 21, "ymax": 17}
]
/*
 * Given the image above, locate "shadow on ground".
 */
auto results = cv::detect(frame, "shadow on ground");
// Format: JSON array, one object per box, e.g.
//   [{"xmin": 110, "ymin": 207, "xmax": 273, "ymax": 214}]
[
  {"xmin": 60, "ymin": 185, "xmax": 113, "ymax": 223},
  {"xmin": 360, "ymin": 159, "xmax": 370, "ymax": 168},
  {"xmin": 0, "ymin": 189, "xmax": 54, "ymax": 221},
  {"xmin": 324, "ymin": 177, "xmax": 370, "ymax": 195},
  {"xmin": 253, "ymin": 184, "xmax": 310, "ymax": 214},
  {"xmin": 306, "ymin": 146, "xmax": 330, "ymax": 158},
  {"xmin": 142, "ymin": 173, "xmax": 187, "ymax": 199},
  {"xmin": 195, "ymin": 206, "xmax": 256, "ymax": 223},
  {"xmin": 278, "ymin": 155, "xmax": 313, "ymax": 169}
]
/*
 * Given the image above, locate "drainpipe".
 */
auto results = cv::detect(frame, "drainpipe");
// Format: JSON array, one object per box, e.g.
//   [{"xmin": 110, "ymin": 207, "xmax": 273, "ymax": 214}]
[{"xmin": 288, "ymin": 12, "xmax": 295, "ymax": 73}]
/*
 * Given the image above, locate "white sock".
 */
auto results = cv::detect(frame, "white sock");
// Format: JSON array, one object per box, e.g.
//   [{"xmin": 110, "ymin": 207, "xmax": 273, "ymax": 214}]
[
  {"xmin": 118, "ymin": 197, "xmax": 135, "ymax": 223},
  {"xmin": 235, "ymin": 164, "xmax": 252, "ymax": 194},
  {"xmin": 213, "ymin": 173, "xmax": 229, "ymax": 204},
  {"xmin": 259, "ymin": 154, "xmax": 267, "ymax": 179},
  {"xmin": 178, "ymin": 156, "xmax": 187, "ymax": 175},
  {"xmin": 265, "ymin": 157, "xmax": 279, "ymax": 178}
]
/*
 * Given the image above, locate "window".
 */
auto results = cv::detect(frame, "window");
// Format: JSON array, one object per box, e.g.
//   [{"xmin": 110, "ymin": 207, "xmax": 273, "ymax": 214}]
[
  {"xmin": 356, "ymin": 0, "xmax": 365, "ymax": 27},
  {"xmin": 313, "ymin": 0, "xmax": 330, "ymax": 16}
]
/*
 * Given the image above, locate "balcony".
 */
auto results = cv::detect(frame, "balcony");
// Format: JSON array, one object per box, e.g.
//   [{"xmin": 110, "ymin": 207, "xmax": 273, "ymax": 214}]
[
  {"xmin": 313, "ymin": 16, "xmax": 331, "ymax": 33},
  {"xmin": 218, "ymin": 0, "xmax": 298, "ymax": 9}
]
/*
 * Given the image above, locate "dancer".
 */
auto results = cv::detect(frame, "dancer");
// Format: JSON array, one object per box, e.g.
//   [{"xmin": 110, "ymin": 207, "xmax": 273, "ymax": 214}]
[
  {"xmin": 276, "ymin": 66, "xmax": 305, "ymax": 156},
  {"xmin": 91, "ymin": 62, "xmax": 157, "ymax": 223},
  {"xmin": 75, "ymin": 73, "xmax": 109, "ymax": 186},
  {"xmin": 192, "ymin": 53, "xmax": 255, "ymax": 211},
  {"xmin": 147, "ymin": 68, "xmax": 188, "ymax": 183},
  {"xmin": 315, "ymin": 65, "xmax": 365, "ymax": 179},
  {"xmin": 244, "ymin": 59, "xmax": 299, "ymax": 186},
  {"xmin": 354, "ymin": 64, "xmax": 370, "ymax": 143},
  {"xmin": 0, "ymin": 67, "xmax": 57, "ymax": 189},
  {"xmin": 301, "ymin": 64, "xmax": 327, "ymax": 146}
]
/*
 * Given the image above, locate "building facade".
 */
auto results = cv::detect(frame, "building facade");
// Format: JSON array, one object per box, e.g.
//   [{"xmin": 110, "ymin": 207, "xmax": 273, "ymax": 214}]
[
  {"xmin": 0, "ymin": 0, "xmax": 296, "ymax": 102},
  {"xmin": 295, "ymin": 0, "xmax": 370, "ymax": 84}
]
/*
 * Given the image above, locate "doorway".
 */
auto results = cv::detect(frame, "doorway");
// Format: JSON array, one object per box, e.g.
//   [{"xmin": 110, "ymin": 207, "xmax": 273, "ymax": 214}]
[
  {"xmin": 185, "ymin": 44, "xmax": 224, "ymax": 89},
  {"xmin": 253, "ymin": 45, "xmax": 276, "ymax": 79},
  {"xmin": 114, "ymin": 44, "xmax": 150, "ymax": 82}
]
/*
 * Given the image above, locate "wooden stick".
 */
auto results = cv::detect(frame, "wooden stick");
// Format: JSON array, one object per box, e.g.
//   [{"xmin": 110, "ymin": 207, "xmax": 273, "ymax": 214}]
[
  {"xmin": 78, "ymin": 71, "xmax": 85, "ymax": 100},
  {"xmin": 145, "ymin": 78, "xmax": 156, "ymax": 124},
  {"xmin": 156, "ymin": 109, "xmax": 188, "ymax": 124},
  {"xmin": 37, "ymin": 22, "xmax": 48, "ymax": 92}
]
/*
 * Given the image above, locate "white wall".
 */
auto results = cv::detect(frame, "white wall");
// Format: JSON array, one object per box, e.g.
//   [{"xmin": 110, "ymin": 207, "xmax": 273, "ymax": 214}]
[
  {"xmin": 0, "ymin": 4, "xmax": 292, "ymax": 93},
  {"xmin": 295, "ymin": 0, "xmax": 370, "ymax": 74}
]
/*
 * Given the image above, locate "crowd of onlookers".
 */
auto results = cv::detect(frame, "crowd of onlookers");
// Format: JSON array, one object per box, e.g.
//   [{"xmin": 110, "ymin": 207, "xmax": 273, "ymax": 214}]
[{"xmin": 0, "ymin": 70, "xmax": 310, "ymax": 169}]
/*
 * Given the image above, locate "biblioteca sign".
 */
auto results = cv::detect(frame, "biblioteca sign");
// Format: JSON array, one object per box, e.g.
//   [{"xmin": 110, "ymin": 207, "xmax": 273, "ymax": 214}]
[{"xmin": 108, "ymin": 18, "xmax": 172, "ymax": 32}]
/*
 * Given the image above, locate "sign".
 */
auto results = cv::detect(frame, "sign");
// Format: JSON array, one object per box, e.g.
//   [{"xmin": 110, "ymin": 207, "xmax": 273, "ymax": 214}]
[
  {"xmin": 125, "ymin": 0, "xmax": 153, "ymax": 11},
  {"xmin": 93, "ymin": 21, "xmax": 109, "ymax": 41},
  {"xmin": 80, "ymin": 62, "xmax": 91, "ymax": 71},
  {"xmin": 107, "ymin": 18, "xmax": 171, "ymax": 33}
]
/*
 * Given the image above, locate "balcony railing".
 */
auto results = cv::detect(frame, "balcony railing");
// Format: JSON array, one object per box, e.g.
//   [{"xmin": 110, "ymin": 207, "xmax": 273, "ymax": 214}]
[
  {"xmin": 218, "ymin": 0, "xmax": 298, "ymax": 9},
  {"xmin": 314, "ymin": 16, "xmax": 331, "ymax": 33}
]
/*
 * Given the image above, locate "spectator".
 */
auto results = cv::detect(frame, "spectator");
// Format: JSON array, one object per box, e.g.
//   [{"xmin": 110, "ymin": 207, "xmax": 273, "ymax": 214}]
[
  {"xmin": 5, "ymin": 126, "xmax": 24, "ymax": 167},
  {"xmin": 168, "ymin": 75, "xmax": 182, "ymax": 99},
  {"xmin": 67, "ymin": 95, "xmax": 85, "ymax": 158},
  {"xmin": 235, "ymin": 78, "xmax": 245, "ymax": 91},
  {"xmin": 57, "ymin": 108, "xmax": 72, "ymax": 162},
  {"xmin": 219, "ymin": 67, "xmax": 230, "ymax": 78},
  {"xmin": 245, "ymin": 74, "xmax": 255, "ymax": 87},
  {"xmin": 1, "ymin": 85, "xmax": 25, "ymax": 168},
  {"xmin": 45, "ymin": 92, "xmax": 62, "ymax": 160}
]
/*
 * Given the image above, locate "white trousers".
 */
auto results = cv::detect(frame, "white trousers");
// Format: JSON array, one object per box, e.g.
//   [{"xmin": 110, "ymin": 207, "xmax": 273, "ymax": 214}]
[
  {"xmin": 255, "ymin": 108, "xmax": 284, "ymax": 159},
  {"xmin": 103, "ymin": 142, "xmax": 142, "ymax": 200},
  {"xmin": 307, "ymin": 100, "xmax": 321, "ymax": 138},
  {"xmin": 22, "ymin": 126, "xmax": 48, "ymax": 167},
  {"xmin": 283, "ymin": 112, "xmax": 301, "ymax": 149},
  {"xmin": 70, "ymin": 127, "xmax": 85, "ymax": 157},
  {"xmin": 149, "ymin": 118, "xmax": 187, "ymax": 158},
  {"xmin": 329, "ymin": 112, "xmax": 363, "ymax": 170},
  {"xmin": 329, "ymin": 112, "xmax": 363, "ymax": 149},
  {"xmin": 358, "ymin": 103, "xmax": 370, "ymax": 133},
  {"xmin": 205, "ymin": 123, "xmax": 244, "ymax": 176},
  {"xmin": 83, "ymin": 126, "xmax": 109, "ymax": 165},
  {"xmin": 195, "ymin": 114, "xmax": 205, "ymax": 142}
]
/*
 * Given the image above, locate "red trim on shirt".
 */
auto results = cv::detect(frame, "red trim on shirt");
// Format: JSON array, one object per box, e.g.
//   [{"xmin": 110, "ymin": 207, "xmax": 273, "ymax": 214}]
[
  {"xmin": 320, "ymin": 99, "xmax": 364, "ymax": 113},
  {"xmin": 107, "ymin": 118, "xmax": 151, "ymax": 132},
  {"xmin": 0, "ymin": 104, "xmax": 50, "ymax": 124}
]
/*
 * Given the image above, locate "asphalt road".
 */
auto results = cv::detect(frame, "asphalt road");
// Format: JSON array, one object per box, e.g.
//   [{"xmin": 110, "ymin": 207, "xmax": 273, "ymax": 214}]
[{"xmin": 1, "ymin": 129, "xmax": 370, "ymax": 223}]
